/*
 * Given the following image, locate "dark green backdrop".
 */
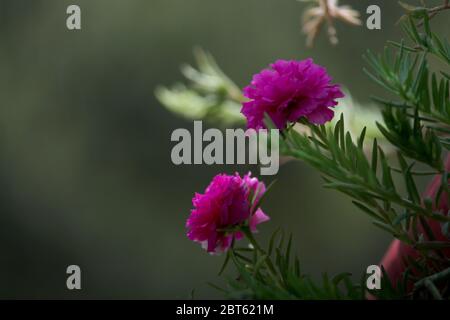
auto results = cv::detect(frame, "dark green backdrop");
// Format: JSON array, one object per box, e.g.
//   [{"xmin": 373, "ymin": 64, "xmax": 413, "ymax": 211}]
[{"xmin": 0, "ymin": 0, "xmax": 446, "ymax": 298}]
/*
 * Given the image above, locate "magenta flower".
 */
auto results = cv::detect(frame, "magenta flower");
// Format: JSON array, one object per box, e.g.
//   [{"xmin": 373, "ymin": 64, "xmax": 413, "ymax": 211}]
[
  {"xmin": 186, "ymin": 172, "xmax": 270, "ymax": 254},
  {"xmin": 241, "ymin": 59, "xmax": 344, "ymax": 130}
]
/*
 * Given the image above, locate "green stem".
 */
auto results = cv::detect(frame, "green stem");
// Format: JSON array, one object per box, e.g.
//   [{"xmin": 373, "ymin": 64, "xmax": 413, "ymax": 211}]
[
  {"xmin": 415, "ymin": 267, "xmax": 450, "ymax": 289},
  {"xmin": 240, "ymin": 226, "xmax": 284, "ymax": 288},
  {"xmin": 414, "ymin": 267, "xmax": 450, "ymax": 300}
]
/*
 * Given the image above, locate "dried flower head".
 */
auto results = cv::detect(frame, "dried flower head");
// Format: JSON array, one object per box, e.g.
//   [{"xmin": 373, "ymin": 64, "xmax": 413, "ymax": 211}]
[{"xmin": 302, "ymin": 0, "xmax": 362, "ymax": 47}]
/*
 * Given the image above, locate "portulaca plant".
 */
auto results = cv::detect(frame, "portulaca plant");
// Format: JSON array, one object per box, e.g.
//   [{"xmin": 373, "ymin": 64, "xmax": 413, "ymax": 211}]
[{"xmin": 157, "ymin": 1, "xmax": 450, "ymax": 300}]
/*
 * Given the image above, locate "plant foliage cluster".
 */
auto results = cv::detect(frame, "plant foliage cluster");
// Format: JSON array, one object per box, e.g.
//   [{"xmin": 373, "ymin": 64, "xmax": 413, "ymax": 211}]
[{"xmin": 157, "ymin": 2, "xmax": 450, "ymax": 300}]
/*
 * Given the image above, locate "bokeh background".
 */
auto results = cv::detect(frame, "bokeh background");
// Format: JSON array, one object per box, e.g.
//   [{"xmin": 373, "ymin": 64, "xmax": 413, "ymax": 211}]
[{"xmin": 0, "ymin": 0, "xmax": 447, "ymax": 299}]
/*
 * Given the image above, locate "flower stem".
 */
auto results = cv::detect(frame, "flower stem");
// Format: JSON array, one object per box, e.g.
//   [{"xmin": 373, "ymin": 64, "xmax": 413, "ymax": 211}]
[{"xmin": 240, "ymin": 227, "xmax": 283, "ymax": 288}]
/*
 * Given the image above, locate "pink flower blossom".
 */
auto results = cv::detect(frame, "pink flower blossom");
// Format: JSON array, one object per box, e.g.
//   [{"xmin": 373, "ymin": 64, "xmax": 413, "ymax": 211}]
[
  {"xmin": 186, "ymin": 172, "xmax": 270, "ymax": 253},
  {"xmin": 241, "ymin": 59, "xmax": 344, "ymax": 130},
  {"xmin": 380, "ymin": 154, "xmax": 450, "ymax": 288}
]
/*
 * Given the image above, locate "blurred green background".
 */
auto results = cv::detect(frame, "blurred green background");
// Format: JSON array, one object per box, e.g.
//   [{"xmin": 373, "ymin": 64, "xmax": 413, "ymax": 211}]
[{"xmin": 0, "ymin": 0, "xmax": 447, "ymax": 299}]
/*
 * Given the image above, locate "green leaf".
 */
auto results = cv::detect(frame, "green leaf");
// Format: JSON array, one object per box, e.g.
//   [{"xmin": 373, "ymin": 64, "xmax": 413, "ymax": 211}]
[{"xmin": 218, "ymin": 250, "xmax": 231, "ymax": 276}]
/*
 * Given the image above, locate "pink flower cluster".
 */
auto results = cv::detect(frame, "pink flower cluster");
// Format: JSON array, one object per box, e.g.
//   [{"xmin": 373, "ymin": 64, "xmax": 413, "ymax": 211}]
[
  {"xmin": 186, "ymin": 173, "xmax": 269, "ymax": 253},
  {"xmin": 241, "ymin": 59, "xmax": 344, "ymax": 130},
  {"xmin": 186, "ymin": 59, "xmax": 344, "ymax": 254}
]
